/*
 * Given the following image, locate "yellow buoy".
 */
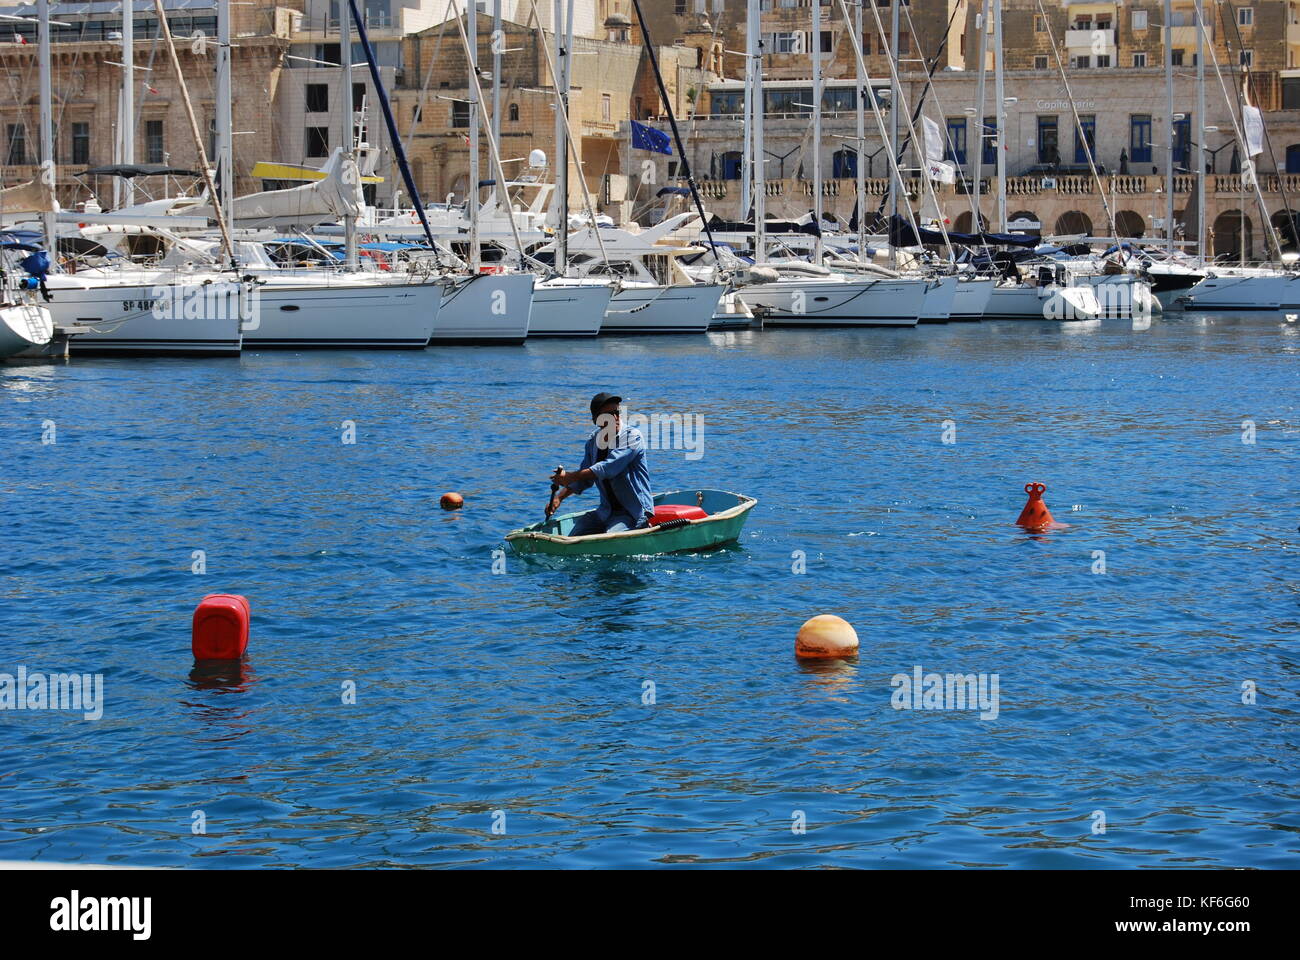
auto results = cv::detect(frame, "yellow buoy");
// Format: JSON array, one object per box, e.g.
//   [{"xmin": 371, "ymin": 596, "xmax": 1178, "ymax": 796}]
[
  {"xmin": 795, "ymin": 615, "xmax": 859, "ymax": 659},
  {"xmin": 440, "ymin": 492, "xmax": 464, "ymax": 510}
]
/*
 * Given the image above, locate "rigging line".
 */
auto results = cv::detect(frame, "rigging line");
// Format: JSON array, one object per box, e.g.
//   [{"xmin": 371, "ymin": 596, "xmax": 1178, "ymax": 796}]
[
  {"xmin": 400, "ymin": 5, "xmax": 453, "ymax": 160},
  {"xmin": 873, "ymin": 0, "xmax": 963, "ymax": 221},
  {"xmin": 524, "ymin": 0, "xmax": 612, "ymax": 270},
  {"xmin": 1201, "ymin": 0, "xmax": 1282, "ymax": 260},
  {"xmin": 859, "ymin": 0, "xmax": 953, "ymax": 258},
  {"xmin": 832, "ymin": 0, "xmax": 923, "ymax": 258},
  {"xmin": 900, "ymin": 0, "xmax": 996, "ymax": 263},
  {"xmin": 1033, "ymin": 0, "xmax": 1119, "ymax": 247},
  {"xmin": 1222, "ymin": 0, "xmax": 1295, "ymax": 251},
  {"xmin": 628, "ymin": 0, "xmax": 721, "ymax": 265}
]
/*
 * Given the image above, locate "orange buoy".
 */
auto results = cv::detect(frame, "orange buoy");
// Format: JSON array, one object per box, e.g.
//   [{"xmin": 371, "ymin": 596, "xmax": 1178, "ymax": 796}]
[
  {"xmin": 192, "ymin": 594, "xmax": 250, "ymax": 661},
  {"xmin": 1016, "ymin": 481, "xmax": 1057, "ymax": 531},
  {"xmin": 795, "ymin": 615, "xmax": 860, "ymax": 659},
  {"xmin": 440, "ymin": 492, "xmax": 464, "ymax": 510}
]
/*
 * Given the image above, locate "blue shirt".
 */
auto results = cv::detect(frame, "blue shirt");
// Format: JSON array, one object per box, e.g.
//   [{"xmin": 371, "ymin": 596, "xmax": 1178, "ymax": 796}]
[{"xmin": 567, "ymin": 425, "xmax": 654, "ymax": 525}]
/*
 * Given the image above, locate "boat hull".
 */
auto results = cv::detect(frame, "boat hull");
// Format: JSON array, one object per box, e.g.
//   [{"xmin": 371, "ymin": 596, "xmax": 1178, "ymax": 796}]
[
  {"xmin": 434, "ymin": 272, "xmax": 535, "ymax": 343},
  {"xmin": 242, "ymin": 278, "xmax": 442, "ymax": 349},
  {"xmin": 984, "ymin": 283, "xmax": 1103, "ymax": 321},
  {"xmin": 45, "ymin": 275, "xmax": 243, "ymax": 356},
  {"xmin": 506, "ymin": 489, "xmax": 756, "ymax": 557},
  {"xmin": 528, "ymin": 281, "xmax": 610, "ymax": 337},
  {"xmin": 739, "ymin": 278, "xmax": 925, "ymax": 327},
  {"xmin": 1, "ymin": 303, "xmax": 54, "ymax": 359},
  {"xmin": 601, "ymin": 284, "xmax": 721, "ymax": 334},
  {"xmin": 950, "ymin": 278, "xmax": 994, "ymax": 321},
  {"xmin": 919, "ymin": 276, "xmax": 958, "ymax": 323},
  {"xmin": 1175, "ymin": 273, "xmax": 1300, "ymax": 311}
]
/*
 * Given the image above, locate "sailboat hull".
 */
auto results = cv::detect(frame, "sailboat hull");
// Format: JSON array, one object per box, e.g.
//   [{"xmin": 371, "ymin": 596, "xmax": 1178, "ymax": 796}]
[
  {"xmin": 739, "ymin": 278, "xmax": 925, "ymax": 327},
  {"xmin": 919, "ymin": 276, "xmax": 958, "ymax": 323},
  {"xmin": 528, "ymin": 282, "xmax": 610, "ymax": 337},
  {"xmin": 0, "ymin": 303, "xmax": 54, "ymax": 359},
  {"xmin": 434, "ymin": 273, "xmax": 535, "ymax": 343},
  {"xmin": 1176, "ymin": 273, "xmax": 1300, "ymax": 311},
  {"xmin": 950, "ymin": 278, "xmax": 995, "ymax": 321},
  {"xmin": 45, "ymin": 276, "xmax": 243, "ymax": 356},
  {"xmin": 602, "ymin": 284, "xmax": 720, "ymax": 334},
  {"xmin": 242, "ymin": 278, "xmax": 442, "ymax": 349},
  {"xmin": 984, "ymin": 283, "xmax": 1103, "ymax": 321}
]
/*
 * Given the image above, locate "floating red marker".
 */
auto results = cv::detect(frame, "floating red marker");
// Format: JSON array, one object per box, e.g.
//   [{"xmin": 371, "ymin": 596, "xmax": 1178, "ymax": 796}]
[
  {"xmin": 192, "ymin": 594, "xmax": 250, "ymax": 661},
  {"xmin": 1016, "ymin": 482, "xmax": 1058, "ymax": 531}
]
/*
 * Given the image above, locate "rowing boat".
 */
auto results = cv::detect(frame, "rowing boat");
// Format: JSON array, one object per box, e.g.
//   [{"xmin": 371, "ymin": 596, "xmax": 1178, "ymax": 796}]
[{"xmin": 505, "ymin": 489, "xmax": 757, "ymax": 557}]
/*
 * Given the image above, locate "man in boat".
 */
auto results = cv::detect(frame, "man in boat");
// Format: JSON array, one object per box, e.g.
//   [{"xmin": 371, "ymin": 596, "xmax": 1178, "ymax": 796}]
[{"xmin": 546, "ymin": 392, "xmax": 654, "ymax": 535}]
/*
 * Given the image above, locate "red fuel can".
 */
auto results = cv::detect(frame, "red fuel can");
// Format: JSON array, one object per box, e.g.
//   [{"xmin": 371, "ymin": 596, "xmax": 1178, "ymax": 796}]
[
  {"xmin": 192, "ymin": 594, "xmax": 251, "ymax": 661},
  {"xmin": 651, "ymin": 504, "xmax": 707, "ymax": 524}
]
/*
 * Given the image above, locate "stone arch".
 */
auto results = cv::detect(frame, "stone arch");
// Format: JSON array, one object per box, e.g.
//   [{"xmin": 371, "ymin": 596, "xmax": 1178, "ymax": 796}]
[
  {"xmin": 1270, "ymin": 208, "xmax": 1298, "ymax": 249},
  {"xmin": 1054, "ymin": 210, "xmax": 1093, "ymax": 236},
  {"xmin": 1007, "ymin": 210, "xmax": 1041, "ymax": 235},
  {"xmin": 1212, "ymin": 210, "xmax": 1253, "ymax": 261},
  {"xmin": 953, "ymin": 210, "xmax": 989, "ymax": 234},
  {"xmin": 1114, "ymin": 209, "xmax": 1145, "ymax": 238}
]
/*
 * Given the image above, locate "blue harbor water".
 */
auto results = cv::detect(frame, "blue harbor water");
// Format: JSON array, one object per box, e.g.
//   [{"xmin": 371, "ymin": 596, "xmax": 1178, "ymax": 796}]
[{"xmin": 1, "ymin": 314, "xmax": 1297, "ymax": 868}]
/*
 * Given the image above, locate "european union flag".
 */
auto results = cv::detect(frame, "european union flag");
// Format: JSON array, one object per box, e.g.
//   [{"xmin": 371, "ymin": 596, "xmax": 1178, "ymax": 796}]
[{"xmin": 630, "ymin": 120, "xmax": 673, "ymax": 156}]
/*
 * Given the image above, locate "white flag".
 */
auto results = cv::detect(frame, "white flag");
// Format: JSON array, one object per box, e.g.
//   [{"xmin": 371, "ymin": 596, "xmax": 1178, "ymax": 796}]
[
  {"xmin": 1243, "ymin": 105, "xmax": 1265, "ymax": 157},
  {"xmin": 926, "ymin": 159, "xmax": 957, "ymax": 184},
  {"xmin": 923, "ymin": 115, "xmax": 945, "ymax": 163}
]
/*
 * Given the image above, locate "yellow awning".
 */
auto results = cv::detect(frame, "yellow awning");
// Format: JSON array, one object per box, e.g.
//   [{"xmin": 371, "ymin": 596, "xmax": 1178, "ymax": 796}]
[{"xmin": 251, "ymin": 161, "xmax": 383, "ymax": 184}]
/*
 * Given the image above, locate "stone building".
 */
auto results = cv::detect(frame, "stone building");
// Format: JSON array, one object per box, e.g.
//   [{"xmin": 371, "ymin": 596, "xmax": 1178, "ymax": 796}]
[{"xmin": 0, "ymin": 1, "xmax": 298, "ymax": 209}]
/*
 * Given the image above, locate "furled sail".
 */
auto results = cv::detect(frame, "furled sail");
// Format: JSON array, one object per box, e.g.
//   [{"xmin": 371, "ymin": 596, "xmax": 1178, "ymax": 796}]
[
  {"xmin": 184, "ymin": 148, "xmax": 363, "ymax": 228},
  {"xmin": 0, "ymin": 177, "xmax": 58, "ymax": 216}
]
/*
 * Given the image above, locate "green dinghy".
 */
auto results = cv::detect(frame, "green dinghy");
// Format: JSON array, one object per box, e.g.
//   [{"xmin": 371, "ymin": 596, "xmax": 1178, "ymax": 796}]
[{"xmin": 506, "ymin": 489, "xmax": 757, "ymax": 557}]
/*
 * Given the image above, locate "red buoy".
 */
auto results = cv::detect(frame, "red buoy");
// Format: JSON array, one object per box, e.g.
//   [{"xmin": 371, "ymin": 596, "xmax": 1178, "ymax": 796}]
[
  {"xmin": 192, "ymin": 594, "xmax": 250, "ymax": 661},
  {"xmin": 440, "ymin": 492, "xmax": 464, "ymax": 510},
  {"xmin": 1016, "ymin": 482, "xmax": 1057, "ymax": 531}
]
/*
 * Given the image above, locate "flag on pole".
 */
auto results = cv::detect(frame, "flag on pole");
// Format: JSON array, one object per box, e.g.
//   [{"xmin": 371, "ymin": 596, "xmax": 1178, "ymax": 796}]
[
  {"xmin": 1242, "ymin": 105, "xmax": 1265, "ymax": 158},
  {"xmin": 926, "ymin": 159, "xmax": 957, "ymax": 184},
  {"xmin": 630, "ymin": 120, "xmax": 673, "ymax": 156},
  {"xmin": 922, "ymin": 115, "xmax": 945, "ymax": 163}
]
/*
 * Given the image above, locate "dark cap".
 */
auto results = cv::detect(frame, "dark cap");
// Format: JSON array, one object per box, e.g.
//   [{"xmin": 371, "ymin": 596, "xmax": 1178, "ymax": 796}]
[{"xmin": 589, "ymin": 392, "xmax": 622, "ymax": 421}]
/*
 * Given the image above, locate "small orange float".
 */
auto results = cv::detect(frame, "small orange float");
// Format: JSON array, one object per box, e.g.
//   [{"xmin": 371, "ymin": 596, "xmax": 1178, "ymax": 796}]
[{"xmin": 795, "ymin": 615, "xmax": 859, "ymax": 659}]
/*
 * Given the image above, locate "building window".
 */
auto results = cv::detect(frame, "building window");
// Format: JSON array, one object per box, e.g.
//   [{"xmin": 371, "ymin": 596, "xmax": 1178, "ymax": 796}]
[
  {"xmin": 1132, "ymin": 9, "xmax": 1148, "ymax": 30},
  {"xmin": 145, "ymin": 119, "xmax": 164, "ymax": 163},
  {"xmin": 1096, "ymin": 55, "xmax": 1111, "ymax": 67},
  {"xmin": 305, "ymin": 126, "xmax": 330, "ymax": 157},
  {"xmin": 675, "ymin": 0, "xmax": 687, "ymax": 13},
  {"xmin": 306, "ymin": 84, "xmax": 329, "ymax": 113},
  {"xmin": 1034, "ymin": 14, "xmax": 1045, "ymax": 32},
  {"xmin": 772, "ymin": 32, "xmax": 802, "ymax": 54},
  {"xmin": 720, "ymin": 150, "xmax": 743, "ymax": 180},
  {"xmin": 71, "ymin": 122, "xmax": 90, "ymax": 165},
  {"xmin": 899, "ymin": 33, "xmax": 910, "ymax": 55},
  {"xmin": 353, "ymin": 83, "xmax": 366, "ymax": 107},
  {"xmin": 1074, "ymin": 115, "xmax": 1096, "ymax": 164},
  {"xmin": 452, "ymin": 101, "xmax": 469, "ymax": 128},
  {"xmin": 1071, "ymin": 55, "xmax": 1091, "ymax": 68},
  {"xmin": 1133, "ymin": 52, "xmax": 1147, "ymax": 67},
  {"xmin": 6, "ymin": 123, "xmax": 27, "ymax": 165},
  {"xmin": 832, "ymin": 147, "xmax": 857, "ymax": 179},
  {"xmin": 1238, "ymin": 6, "xmax": 1254, "ymax": 26},
  {"xmin": 1130, "ymin": 114, "xmax": 1152, "ymax": 164},
  {"xmin": 601, "ymin": 93, "xmax": 611, "ymax": 122},
  {"xmin": 819, "ymin": 30, "xmax": 833, "ymax": 53},
  {"xmin": 1037, "ymin": 116, "xmax": 1059, "ymax": 165},
  {"xmin": 1171, "ymin": 49, "xmax": 1184, "ymax": 66},
  {"xmin": 1174, "ymin": 115, "xmax": 1191, "ymax": 169},
  {"xmin": 508, "ymin": 103, "xmax": 519, "ymax": 122},
  {"xmin": 946, "ymin": 118, "xmax": 967, "ymax": 165},
  {"xmin": 207, "ymin": 117, "xmax": 217, "ymax": 159},
  {"xmin": 1240, "ymin": 49, "xmax": 1253, "ymax": 67},
  {"xmin": 1287, "ymin": 143, "xmax": 1300, "ymax": 173},
  {"xmin": 411, "ymin": 105, "xmax": 422, "ymax": 124},
  {"xmin": 1034, "ymin": 55, "xmax": 1048, "ymax": 69}
]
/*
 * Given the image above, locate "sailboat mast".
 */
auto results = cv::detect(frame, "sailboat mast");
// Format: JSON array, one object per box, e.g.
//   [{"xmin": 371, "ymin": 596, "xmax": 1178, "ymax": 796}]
[
  {"xmin": 38, "ymin": 0, "xmax": 56, "ymax": 264},
  {"xmin": 749, "ymin": 0, "xmax": 765, "ymax": 262},
  {"xmin": 217, "ymin": 0, "xmax": 234, "ymax": 247},
  {"xmin": 1164, "ymin": 0, "xmax": 1174, "ymax": 252},
  {"xmin": 855, "ymin": 0, "xmax": 866, "ymax": 257},
  {"xmin": 554, "ymin": 0, "xmax": 568, "ymax": 275},
  {"xmin": 341, "ymin": 0, "xmax": 358, "ymax": 270},
  {"xmin": 1195, "ymin": 0, "xmax": 1206, "ymax": 261},
  {"xmin": 811, "ymin": 0, "xmax": 824, "ymax": 263},
  {"xmin": 972, "ymin": 0, "xmax": 989, "ymax": 231},
  {"xmin": 467, "ymin": 2, "xmax": 481, "ymax": 272},
  {"xmin": 993, "ymin": 0, "xmax": 1006, "ymax": 231},
  {"xmin": 889, "ymin": 0, "xmax": 900, "ymax": 263},
  {"xmin": 492, "ymin": 0, "xmax": 502, "ymax": 214},
  {"xmin": 122, "ymin": 0, "xmax": 135, "ymax": 207}
]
